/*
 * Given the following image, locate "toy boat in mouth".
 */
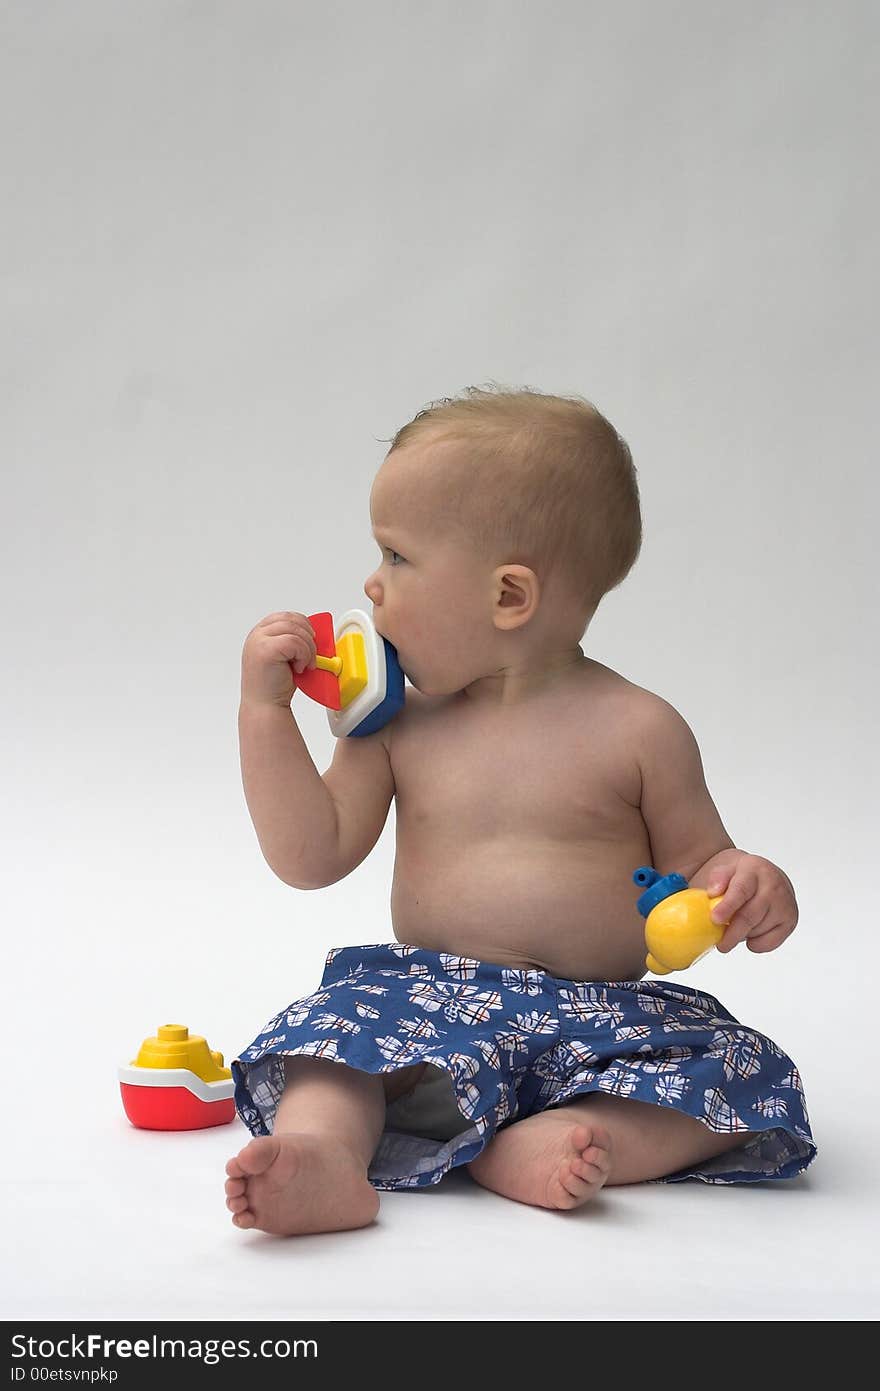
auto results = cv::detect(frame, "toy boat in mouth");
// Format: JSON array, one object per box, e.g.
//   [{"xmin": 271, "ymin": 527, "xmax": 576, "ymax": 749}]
[
  {"xmin": 119, "ymin": 1024, "xmax": 236, "ymax": 1130},
  {"xmin": 291, "ymin": 609, "xmax": 406, "ymax": 737}
]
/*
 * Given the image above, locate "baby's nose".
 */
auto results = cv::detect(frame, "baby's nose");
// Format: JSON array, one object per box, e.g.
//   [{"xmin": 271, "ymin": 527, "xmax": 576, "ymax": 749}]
[{"xmin": 364, "ymin": 572, "xmax": 381, "ymax": 604}]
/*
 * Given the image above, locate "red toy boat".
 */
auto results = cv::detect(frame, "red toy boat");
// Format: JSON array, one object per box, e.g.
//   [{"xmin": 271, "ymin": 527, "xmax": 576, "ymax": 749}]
[{"xmin": 119, "ymin": 1024, "xmax": 236, "ymax": 1131}]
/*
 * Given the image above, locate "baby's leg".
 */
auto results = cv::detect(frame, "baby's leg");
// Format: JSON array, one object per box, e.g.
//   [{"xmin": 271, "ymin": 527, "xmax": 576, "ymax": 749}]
[
  {"xmin": 225, "ymin": 1057, "xmax": 420, "ymax": 1236},
  {"xmin": 468, "ymin": 1095, "xmax": 756, "ymax": 1211}
]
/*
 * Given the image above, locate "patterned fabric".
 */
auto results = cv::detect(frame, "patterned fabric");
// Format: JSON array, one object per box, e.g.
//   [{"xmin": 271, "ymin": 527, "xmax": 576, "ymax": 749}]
[{"xmin": 232, "ymin": 943, "xmax": 816, "ymax": 1191}]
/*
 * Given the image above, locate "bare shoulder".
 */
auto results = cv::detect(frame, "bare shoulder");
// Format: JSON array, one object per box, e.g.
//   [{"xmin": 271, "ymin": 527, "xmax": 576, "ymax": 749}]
[
  {"xmin": 580, "ymin": 658, "xmax": 666, "ymax": 724},
  {"xmin": 385, "ymin": 665, "xmax": 690, "ymax": 758},
  {"xmin": 388, "ymin": 664, "xmax": 672, "ymax": 730},
  {"xmin": 589, "ymin": 662, "xmax": 702, "ymax": 770},
  {"xmin": 579, "ymin": 660, "xmax": 699, "ymax": 773}
]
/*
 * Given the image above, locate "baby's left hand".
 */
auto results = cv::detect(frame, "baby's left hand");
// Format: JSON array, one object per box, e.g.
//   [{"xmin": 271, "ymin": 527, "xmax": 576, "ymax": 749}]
[{"xmin": 706, "ymin": 853, "xmax": 798, "ymax": 954}]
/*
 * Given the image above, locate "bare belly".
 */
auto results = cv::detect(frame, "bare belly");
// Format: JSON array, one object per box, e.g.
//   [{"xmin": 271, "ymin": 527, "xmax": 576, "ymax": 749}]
[
  {"xmin": 386, "ymin": 666, "xmax": 656, "ymax": 983},
  {"xmin": 390, "ymin": 831, "xmax": 653, "ymax": 982}
]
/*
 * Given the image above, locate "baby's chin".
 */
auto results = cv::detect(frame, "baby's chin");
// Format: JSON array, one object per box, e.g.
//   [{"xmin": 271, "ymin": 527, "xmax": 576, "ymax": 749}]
[{"xmin": 398, "ymin": 666, "xmax": 436, "ymax": 696}]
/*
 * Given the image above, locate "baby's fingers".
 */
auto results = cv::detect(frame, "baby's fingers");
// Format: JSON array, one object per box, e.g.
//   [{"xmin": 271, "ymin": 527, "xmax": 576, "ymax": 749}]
[
  {"xmin": 257, "ymin": 613, "xmax": 316, "ymax": 639},
  {"xmin": 710, "ymin": 868, "xmax": 759, "ymax": 927},
  {"xmin": 717, "ymin": 900, "xmax": 772, "ymax": 952},
  {"xmin": 745, "ymin": 920, "xmax": 795, "ymax": 953},
  {"xmin": 258, "ymin": 619, "xmax": 317, "ymax": 663},
  {"xmin": 286, "ymin": 638, "xmax": 317, "ymax": 674}
]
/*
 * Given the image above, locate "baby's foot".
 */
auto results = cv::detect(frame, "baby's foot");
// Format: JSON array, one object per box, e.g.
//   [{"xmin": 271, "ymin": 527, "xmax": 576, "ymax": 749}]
[
  {"xmin": 224, "ymin": 1133, "xmax": 379, "ymax": 1236},
  {"xmin": 467, "ymin": 1111, "xmax": 612, "ymax": 1210}
]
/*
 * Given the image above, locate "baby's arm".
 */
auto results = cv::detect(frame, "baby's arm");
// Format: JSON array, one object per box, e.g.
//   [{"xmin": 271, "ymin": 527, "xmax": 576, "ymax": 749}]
[
  {"xmin": 637, "ymin": 696, "xmax": 798, "ymax": 954},
  {"xmin": 636, "ymin": 695, "xmax": 736, "ymax": 881},
  {"xmin": 239, "ymin": 705, "xmax": 394, "ymax": 890},
  {"xmin": 238, "ymin": 610, "xmax": 395, "ymax": 890},
  {"xmin": 320, "ymin": 728, "xmax": 395, "ymax": 884}
]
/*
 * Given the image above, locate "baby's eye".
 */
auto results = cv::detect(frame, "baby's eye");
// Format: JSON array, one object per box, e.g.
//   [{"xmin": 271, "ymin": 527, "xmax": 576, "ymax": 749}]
[{"xmin": 386, "ymin": 549, "xmax": 404, "ymax": 567}]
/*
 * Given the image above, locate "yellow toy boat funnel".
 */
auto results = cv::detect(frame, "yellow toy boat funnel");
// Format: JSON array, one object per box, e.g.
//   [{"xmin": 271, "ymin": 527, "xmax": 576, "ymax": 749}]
[{"xmin": 131, "ymin": 1023, "xmax": 231, "ymax": 1083}]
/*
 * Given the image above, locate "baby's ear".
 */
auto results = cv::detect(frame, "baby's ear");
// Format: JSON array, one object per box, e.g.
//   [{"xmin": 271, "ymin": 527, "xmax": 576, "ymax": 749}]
[{"xmin": 493, "ymin": 564, "xmax": 539, "ymax": 627}]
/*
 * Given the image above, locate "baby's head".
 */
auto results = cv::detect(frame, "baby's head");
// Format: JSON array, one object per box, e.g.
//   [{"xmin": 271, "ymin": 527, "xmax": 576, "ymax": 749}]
[{"xmin": 363, "ymin": 385, "xmax": 641, "ymax": 698}]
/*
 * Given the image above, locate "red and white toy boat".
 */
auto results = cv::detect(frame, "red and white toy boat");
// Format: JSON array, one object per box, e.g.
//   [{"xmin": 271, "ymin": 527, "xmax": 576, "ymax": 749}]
[{"xmin": 119, "ymin": 1023, "xmax": 236, "ymax": 1130}]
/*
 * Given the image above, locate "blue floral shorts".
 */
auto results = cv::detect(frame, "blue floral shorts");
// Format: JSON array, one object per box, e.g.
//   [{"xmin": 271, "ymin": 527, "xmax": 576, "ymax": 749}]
[{"xmin": 232, "ymin": 943, "xmax": 816, "ymax": 1190}]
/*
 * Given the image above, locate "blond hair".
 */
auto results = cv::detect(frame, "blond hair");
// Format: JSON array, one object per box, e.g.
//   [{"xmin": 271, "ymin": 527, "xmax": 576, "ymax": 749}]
[{"xmin": 382, "ymin": 384, "xmax": 642, "ymax": 621}]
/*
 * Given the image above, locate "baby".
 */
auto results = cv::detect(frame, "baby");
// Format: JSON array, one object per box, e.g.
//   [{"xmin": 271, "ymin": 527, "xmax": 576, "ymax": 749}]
[{"xmin": 225, "ymin": 387, "xmax": 815, "ymax": 1236}]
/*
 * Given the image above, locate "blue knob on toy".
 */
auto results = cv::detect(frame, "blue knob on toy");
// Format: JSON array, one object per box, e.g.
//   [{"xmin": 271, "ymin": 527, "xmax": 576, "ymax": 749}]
[
  {"xmin": 633, "ymin": 866, "xmax": 689, "ymax": 918},
  {"xmin": 290, "ymin": 608, "xmax": 406, "ymax": 738}
]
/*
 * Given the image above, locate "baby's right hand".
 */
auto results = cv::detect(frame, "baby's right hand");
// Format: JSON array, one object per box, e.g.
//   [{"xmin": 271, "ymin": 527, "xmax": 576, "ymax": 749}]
[{"xmin": 240, "ymin": 612, "xmax": 318, "ymax": 708}]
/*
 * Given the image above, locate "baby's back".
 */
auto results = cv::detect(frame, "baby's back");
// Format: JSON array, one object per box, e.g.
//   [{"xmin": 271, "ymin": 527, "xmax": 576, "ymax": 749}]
[{"xmin": 386, "ymin": 660, "xmax": 654, "ymax": 981}]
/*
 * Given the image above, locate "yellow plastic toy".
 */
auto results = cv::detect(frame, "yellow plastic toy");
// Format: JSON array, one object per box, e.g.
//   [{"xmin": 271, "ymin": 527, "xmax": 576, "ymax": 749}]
[{"xmin": 633, "ymin": 867, "xmax": 726, "ymax": 975}]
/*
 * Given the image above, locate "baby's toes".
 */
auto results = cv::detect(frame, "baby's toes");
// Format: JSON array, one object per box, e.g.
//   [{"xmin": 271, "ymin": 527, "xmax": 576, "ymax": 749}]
[
  {"xmin": 584, "ymin": 1122, "xmax": 612, "ymax": 1156},
  {"xmin": 549, "ymin": 1160, "xmax": 583, "ymax": 1208},
  {"xmin": 559, "ymin": 1160, "xmax": 595, "ymax": 1200},
  {"xmin": 572, "ymin": 1124, "xmax": 612, "ymax": 1167},
  {"xmin": 227, "ymin": 1192, "xmax": 250, "ymax": 1214},
  {"xmin": 225, "ymin": 1155, "xmax": 246, "ymax": 1180},
  {"xmin": 580, "ymin": 1143, "xmax": 611, "ymax": 1180},
  {"xmin": 225, "ymin": 1176, "xmax": 246, "ymax": 1199},
  {"xmin": 232, "ymin": 1209, "xmax": 257, "ymax": 1229},
  {"xmin": 568, "ymin": 1154, "xmax": 592, "ymax": 1181}
]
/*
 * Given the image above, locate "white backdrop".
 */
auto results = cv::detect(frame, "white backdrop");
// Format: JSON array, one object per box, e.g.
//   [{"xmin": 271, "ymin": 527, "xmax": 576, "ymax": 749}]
[{"xmin": 3, "ymin": 0, "xmax": 877, "ymax": 1321}]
